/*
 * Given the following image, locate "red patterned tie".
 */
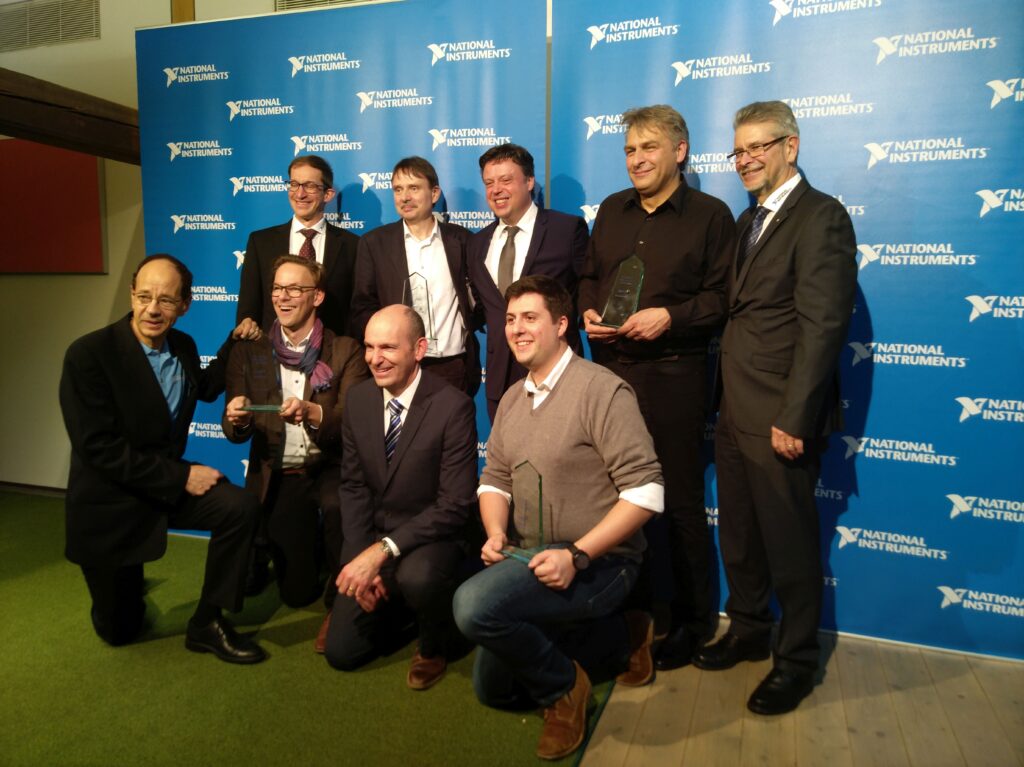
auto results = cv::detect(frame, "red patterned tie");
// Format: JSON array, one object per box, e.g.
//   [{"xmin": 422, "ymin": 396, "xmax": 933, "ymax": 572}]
[{"xmin": 299, "ymin": 229, "xmax": 317, "ymax": 259}]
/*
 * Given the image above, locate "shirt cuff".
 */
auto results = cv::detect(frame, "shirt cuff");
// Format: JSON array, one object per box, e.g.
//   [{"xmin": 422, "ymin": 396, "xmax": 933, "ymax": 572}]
[
  {"xmin": 477, "ymin": 484, "xmax": 512, "ymax": 503},
  {"xmin": 620, "ymin": 482, "xmax": 664, "ymax": 513},
  {"xmin": 382, "ymin": 536, "xmax": 400, "ymax": 558}
]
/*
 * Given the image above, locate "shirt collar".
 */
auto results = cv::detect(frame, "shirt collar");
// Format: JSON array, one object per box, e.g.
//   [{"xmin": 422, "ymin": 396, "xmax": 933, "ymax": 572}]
[
  {"xmin": 139, "ymin": 339, "xmax": 170, "ymax": 357},
  {"xmin": 402, "ymin": 218, "xmax": 439, "ymax": 244},
  {"xmin": 523, "ymin": 345, "xmax": 574, "ymax": 397},
  {"xmin": 292, "ymin": 215, "xmax": 327, "ymax": 234},
  {"xmin": 384, "ymin": 366, "xmax": 422, "ymax": 412},
  {"xmin": 623, "ymin": 173, "xmax": 688, "ymax": 215},
  {"xmin": 761, "ymin": 172, "xmax": 802, "ymax": 214},
  {"xmin": 503, "ymin": 201, "xmax": 538, "ymax": 238},
  {"xmin": 280, "ymin": 325, "xmax": 313, "ymax": 352}
]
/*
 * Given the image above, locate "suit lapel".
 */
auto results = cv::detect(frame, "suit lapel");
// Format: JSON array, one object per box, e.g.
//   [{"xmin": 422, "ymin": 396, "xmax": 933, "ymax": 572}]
[
  {"xmin": 389, "ymin": 223, "xmax": 412, "ymax": 303},
  {"xmin": 732, "ymin": 180, "xmax": 807, "ymax": 300},
  {"xmin": 520, "ymin": 207, "xmax": 546, "ymax": 276},
  {"xmin": 322, "ymin": 223, "xmax": 343, "ymax": 281},
  {"xmin": 473, "ymin": 221, "xmax": 504, "ymax": 303},
  {"xmin": 385, "ymin": 373, "xmax": 433, "ymax": 486}
]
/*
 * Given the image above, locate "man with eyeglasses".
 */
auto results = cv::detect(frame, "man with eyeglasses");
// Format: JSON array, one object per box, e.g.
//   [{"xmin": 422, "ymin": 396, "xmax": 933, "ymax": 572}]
[
  {"xmin": 696, "ymin": 100, "xmax": 856, "ymax": 715},
  {"xmin": 579, "ymin": 105, "xmax": 736, "ymax": 672},
  {"xmin": 237, "ymin": 154, "xmax": 359, "ymax": 337},
  {"xmin": 60, "ymin": 254, "xmax": 267, "ymax": 663},
  {"xmin": 351, "ymin": 156, "xmax": 479, "ymax": 395},
  {"xmin": 223, "ymin": 256, "xmax": 368, "ymax": 643}
]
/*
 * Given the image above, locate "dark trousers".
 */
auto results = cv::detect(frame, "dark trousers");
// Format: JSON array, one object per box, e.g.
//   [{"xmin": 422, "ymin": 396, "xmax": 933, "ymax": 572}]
[
  {"xmin": 323, "ymin": 540, "xmax": 465, "ymax": 670},
  {"xmin": 319, "ymin": 466, "xmax": 343, "ymax": 610},
  {"xmin": 715, "ymin": 406, "xmax": 823, "ymax": 673},
  {"xmin": 421, "ymin": 354, "xmax": 469, "ymax": 394},
  {"xmin": 81, "ymin": 480, "xmax": 259, "ymax": 646},
  {"xmin": 263, "ymin": 471, "xmax": 323, "ymax": 608},
  {"xmin": 604, "ymin": 355, "xmax": 714, "ymax": 639}
]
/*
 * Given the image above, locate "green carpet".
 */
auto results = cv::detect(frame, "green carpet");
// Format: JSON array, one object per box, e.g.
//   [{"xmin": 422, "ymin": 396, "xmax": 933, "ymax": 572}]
[{"xmin": 0, "ymin": 491, "xmax": 612, "ymax": 767}]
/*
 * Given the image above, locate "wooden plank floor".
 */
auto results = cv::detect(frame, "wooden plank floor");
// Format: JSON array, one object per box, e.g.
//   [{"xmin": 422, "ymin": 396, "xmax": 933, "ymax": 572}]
[{"xmin": 582, "ymin": 626, "xmax": 1023, "ymax": 767}]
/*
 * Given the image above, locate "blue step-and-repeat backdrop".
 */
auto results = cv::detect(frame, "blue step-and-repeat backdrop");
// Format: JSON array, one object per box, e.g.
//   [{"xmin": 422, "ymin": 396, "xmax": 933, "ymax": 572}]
[{"xmin": 137, "ymin": 0, "xmax": 1023, "ymax": 660}]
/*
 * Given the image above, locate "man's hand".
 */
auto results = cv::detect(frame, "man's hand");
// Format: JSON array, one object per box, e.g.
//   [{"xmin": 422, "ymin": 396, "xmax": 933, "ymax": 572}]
[
  {"xmin": 771, "ymin": 425, "xmax": 804, "ymax": 460},
  {"xmin": 481, "ymin": 532, "xmax": 508, "ymax": 566},
  {"xmin": 582, "ymin": 309, "xmax": 619, "ymax": 343},
  {"xmin": 225, "ymin": 395, "xmax": 253, "ymax": 428},
  {"xmin": 186, "ymin": 465, "xmax": 222, "ymax": 496},
  {"xmin": 354, "ymin": 576, "xmax": 389, "ymax": 613},
  {"xmin": 619, "ymin": 307, "xmax": 671, "ymax": 341},
  {"xmin": 231, "ymin": 317, "xmax": 263, "ymax": 341},
  {"xmin": 280, "ymin": 397, "xmax": 323, "ymax": 428},
  {"xmin": 529, "ymin": 548, "xmax": 576, "ymax": 591},
  {"xmin": 336, "ymin": 543, "xmax": 388, "ymax": 604}
]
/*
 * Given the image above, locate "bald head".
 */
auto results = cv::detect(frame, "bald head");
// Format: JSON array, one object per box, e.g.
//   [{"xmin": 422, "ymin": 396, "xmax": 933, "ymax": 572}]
[{"xmin": 364, "ymin": 305, "xmax": 428, "ymax": 396}]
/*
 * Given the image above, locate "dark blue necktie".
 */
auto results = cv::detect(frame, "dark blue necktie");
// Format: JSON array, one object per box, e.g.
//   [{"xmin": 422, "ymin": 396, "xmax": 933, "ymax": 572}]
[
  {"xmin": 737, "ymin": 206, "xmax": 769, "ymax": 272},
  {"xmin": 384, "ymin": 399, "xmax": 404, "ymax": 462}
]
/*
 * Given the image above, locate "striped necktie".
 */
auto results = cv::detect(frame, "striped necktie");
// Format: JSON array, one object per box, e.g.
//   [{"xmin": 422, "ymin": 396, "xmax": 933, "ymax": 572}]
[
  {"xmin": 384, "ymin": 399, "xmax": 404, "ymax": 463},
  {"xmin": 737, "ymin": 206, "xmax": 769, "ymax": 272}
]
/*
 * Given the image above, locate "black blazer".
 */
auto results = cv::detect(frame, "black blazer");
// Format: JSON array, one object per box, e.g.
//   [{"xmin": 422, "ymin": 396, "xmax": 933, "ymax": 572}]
[
  {"xmin": 467, "ymin": 207, "xmax": 588, "ymax": 410},
  {"xmin": 338, "ymin": 371, "xmax": 477, "ymax": 563},
  {"xmin": 237, "ymin": 220, "xmax": 359, "ymax": 336},
  {"xmin": 350, "ymin": 220, "xmax": 480, "ymax": 394},
  {"xmin": 719, "ymin": 180, "xmax": 857, "ymax": 438},
  {"xmin": 59, "ymin": 314, "xmax": 230, "ymax": 566}
]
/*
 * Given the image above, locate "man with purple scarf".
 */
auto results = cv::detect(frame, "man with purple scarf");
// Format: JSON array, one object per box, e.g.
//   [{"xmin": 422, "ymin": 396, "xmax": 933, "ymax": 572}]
[{"xmin": 224, "ymin": 255, "xmax": 368, "ymax": 629}]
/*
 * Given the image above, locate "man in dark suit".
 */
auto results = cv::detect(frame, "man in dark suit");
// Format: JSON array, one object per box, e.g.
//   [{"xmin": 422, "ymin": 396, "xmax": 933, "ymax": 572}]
[
  {"xmin": 467, "ymin": 143, "xmax": 588, "ymax": 420},
  {"xmin": 350, "ymin": 156, "xmax": 478, "ymax": 395},
  {"xmin": 324, "ymin": 305, "xmax": 477, "ymax": 691},
  {"xmin": 223, "ymin": 256, "xmax": 367, "ymax": 636},
  {"xmin": 60, "ymin": 254, "xmax": 266, "ymax": 664},
  {"xmin": 237, "ymin": 154, "xmax": 359, "ymax": 336},
  {"xmin": 695, "ymin": 101, "xmax": 857, "ymax": 715}
]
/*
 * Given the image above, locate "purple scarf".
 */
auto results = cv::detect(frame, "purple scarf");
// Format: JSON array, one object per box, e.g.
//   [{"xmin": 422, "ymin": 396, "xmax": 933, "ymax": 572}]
[{"xmin": 271, "ymin": 319, "xmax": 333, "ymax": 393}]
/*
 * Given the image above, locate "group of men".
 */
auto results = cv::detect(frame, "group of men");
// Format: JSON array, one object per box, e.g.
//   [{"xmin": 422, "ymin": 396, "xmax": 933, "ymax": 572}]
[{"xmin": 60, "ymin": 99, "xmax": 856, "ymax": 760}]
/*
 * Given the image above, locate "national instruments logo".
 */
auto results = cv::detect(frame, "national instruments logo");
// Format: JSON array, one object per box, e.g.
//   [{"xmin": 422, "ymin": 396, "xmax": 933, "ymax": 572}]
[
  {"xmin": 586, "ymin": 16, "xmax": 679, "ymax": 49},
  {"xmin": 855, "ymin": 242, "xmax": 976, "ymax": 270},
  {"xmin": 290, "ymin": 133, "xmax": 363, "ymax": 156},
  {"xmin": 163, "ymin": 64, "xmax": 229, "ymax": 86},
  {"xmin": 964, "ymin": 295, "xmax": 1024, "ymax": 322},
  {"xmin": 167, "ymin": 139, "xmax": 232, "ymax": 162},
  {"xmin": 427, "ymin": 39, "xmax": 511, "ymax": 65},
  {"xmin": 228, "ymin": 175, "xmax": 287, "ymax": 196},
  {"xmin": 873, "ymin": 27, "xmax": 998, "ymax": 65},
  {"xmin": 583, "ymin": 114, "xmax": 625, "ymax": 140},
  {"xmin": 986, "ymin": 78, "xmax": 1023, "ymax": 108},
  {"xmin": 864, "ymin": 137, "xmax": 988, "ymax": 169},
  {"xmin": 769, "ymin": 0, "xmax": 882, "ymax": 26},
  {"xmin": 287, "ymin": 51, "xmax": 361, "ymax": 77},
  {"xmin": 841, "ymin": 435, "xmax": 957, "ymax": 467},
  {"xmin": 937, "ymin": 586, "xmax": 1024, "ymax": 618},
  {"xmin": 946, "ymin": 494, "xmax": 1024, "ymax": 524},
  {"xmin": 356, "ymin": 88, "xmax": 432, "ymax": 113},
  {"xmin": 780, "ymin": 92, "xmax": 874, "ymax": 119},
  {"xmin": 190, "ymin": 285, "xmax": 238, "ymax": 303},
  {"xmin": 834, "ymin": 525, "xmax": 948, "ymax": 560},
  {"xmin": 170, "ymin": 214, "xmax": 236, "ymax": 234},
  {"xmin": 847, "ymin": 341, "xmax": 967, "ymax": 368},
  {"xmin": 671, "ymin": 51, "xmax": 771, "ymax": 85},
  {"xmin": 428, "ymin": 127, "xmax": 511, "ymax": 151},
  {"xmin": 954, "ymin": 397, "xmax": 1024, "ymax": 424},
  {"xmin": 976, "ymin": 188, "xmax": 1024, "ymax": 217},
  {"xmin": 225, "ymin": 97, "xmax": 295, "ymax": 121},
  {"xmin": 357, "ymin": 171, "xmax": 393, "ymax": 192}
]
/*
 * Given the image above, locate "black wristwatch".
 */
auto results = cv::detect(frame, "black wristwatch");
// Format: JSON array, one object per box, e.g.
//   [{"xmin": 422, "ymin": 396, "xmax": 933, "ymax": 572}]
[{"xmin": 567, "ymin": 543, "xmax": 591, "ymax": 571}]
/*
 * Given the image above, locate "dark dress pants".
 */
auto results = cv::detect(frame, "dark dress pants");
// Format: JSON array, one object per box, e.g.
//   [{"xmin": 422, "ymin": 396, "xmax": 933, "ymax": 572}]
[
  {"xmin": 81, "ymin": 479, "xmax": 259, "ymax": 645},
  {"xmin": 323, "ymin": 539, "xmax": 465, "ymax": 670},
  {"xmin": 715, "ymin": 405, "xmax": 823, "ymax": 673},
  {"xmin": 604, "ymin": 355, "xmax": 715, "ymax": 640},
  {"xmin": 263, "ymin": 470, "xmax": 323, "ymax": 608}
]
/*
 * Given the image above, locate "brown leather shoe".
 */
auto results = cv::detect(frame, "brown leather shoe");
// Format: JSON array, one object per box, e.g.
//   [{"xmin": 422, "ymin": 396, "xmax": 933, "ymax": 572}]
[
  {"xmin": 313, "ymin": 612, "xmax": 331, "ymax": 654},
  {"xmin": 616, "ymin": 610, "xmax": 654, "ymax": 686},
  {"xmin": 407, "ymin": 651, "xmax": 447, "ymax": 690},
  {"xmin": 537, "ymin": 661, "xmax": 591, "ymax": 760}
]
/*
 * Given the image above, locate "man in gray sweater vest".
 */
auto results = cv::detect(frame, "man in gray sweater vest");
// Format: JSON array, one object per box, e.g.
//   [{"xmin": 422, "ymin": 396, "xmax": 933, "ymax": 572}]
[{"xmin": 453, "ymin": 275, "xmax": 664, "ymax": 761}]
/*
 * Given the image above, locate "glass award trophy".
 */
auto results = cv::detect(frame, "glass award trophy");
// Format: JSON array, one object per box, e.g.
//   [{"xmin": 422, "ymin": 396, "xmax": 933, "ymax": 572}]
[
  {"xmin": 597, "ymin": 254, "xmax": 645, "ymax": 328},
  {"xmin": 403, "ymin": 272, "xmax": 438, "ymax": 355},
  {"xmin": 502, "ymin": 460, "xmax": 544, "ymax": 564}
]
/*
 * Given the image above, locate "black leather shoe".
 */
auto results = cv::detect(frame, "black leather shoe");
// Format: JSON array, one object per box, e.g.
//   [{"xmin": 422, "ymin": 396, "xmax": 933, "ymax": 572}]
[
  {"xmin": 653, "ymin": 626, "xmax": 702, "ymax": 671},
  {"xmin": 692, "ymin": 632, "xmax": 770, "ymax": 671},
  {"xmin": 185, "ymin": 618, "xmax": 267, "ymax": 664},
  {"xmin": 747, "ymin": 668, "xmax": 814, "ymax": 715}
]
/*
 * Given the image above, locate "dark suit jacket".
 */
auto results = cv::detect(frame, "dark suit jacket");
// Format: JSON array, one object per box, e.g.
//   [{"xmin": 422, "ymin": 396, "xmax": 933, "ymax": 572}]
[
  {"xmin": 237, "ymin": 219, "xmax": 359, "ymax": 336},
  {"xmin": 339, "ymin": 371, "xmax": 477, "ymax": 563},
  {"xmin": 221, "ymin": 329, "xmax": 368, "ymax": 502},
  {"xmin": 350, "ymin": 220, "xmax": 480, "ymax": 394},
  {"xmin": 468, "ymin": 207, "xmax": 589, "ymax": 409},
  {"xmin": 59, "ymin": 314, "xmax": 231, "ymax": 567},
  {"xmin": 719, "ymin": 180, "xmax": 857, "ymax": 438}
]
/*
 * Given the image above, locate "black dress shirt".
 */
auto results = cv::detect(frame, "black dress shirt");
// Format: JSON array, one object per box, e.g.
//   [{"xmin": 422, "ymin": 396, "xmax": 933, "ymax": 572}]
[{"xmin": 578, "ymin": 175, "xmax": 737, "ymax": 359}]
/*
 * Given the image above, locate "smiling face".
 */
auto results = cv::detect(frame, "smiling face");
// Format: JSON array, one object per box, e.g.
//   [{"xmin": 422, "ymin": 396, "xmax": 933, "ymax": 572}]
[
  {"xmin": 363, "ymin": 306, "xmax": 427, "ymax": 397},
  {"xmin": 392, "ymin": 169, "xmax": 440, "ymax": 226},
  {"xmin": 733, "ymin": 121, "xmax": 798, "ymax": 204},
  {"xmin": 505, "ymin": 292, "xmax": 568, "ymax": 381},
  {"xmin": 482, "ymin": 158, "xmax": 534, "ymax": 226},
  {"xmin": 129, "ymin": 258, "xmax": 189, "ymax": 349},
  {"xmin": 288, "ymin": 162, "xmax": 336, "ymax": 226},
  {"xmin": 272, "ymin": 261, "xmax": 324, "ymax": 337},
  {"xmin": 624, "ymin": 125, "xmax": 686, "ymax": 204}
]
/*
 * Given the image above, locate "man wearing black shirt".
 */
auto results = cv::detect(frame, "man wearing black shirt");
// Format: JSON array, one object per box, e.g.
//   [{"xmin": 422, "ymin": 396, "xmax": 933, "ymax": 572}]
[{"xmin": 579, "ymin": 104, "xmax": 736, "ymax": 671}]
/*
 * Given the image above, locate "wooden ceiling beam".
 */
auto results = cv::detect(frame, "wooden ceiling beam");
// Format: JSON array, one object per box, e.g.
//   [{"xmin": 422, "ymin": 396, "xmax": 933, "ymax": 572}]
[{"xmin": 0, "ymin": 67, "xmax": 139, "ymax": 165}]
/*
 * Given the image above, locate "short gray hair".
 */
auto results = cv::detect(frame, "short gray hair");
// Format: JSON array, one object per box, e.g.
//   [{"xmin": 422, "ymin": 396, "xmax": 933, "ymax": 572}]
[
  {"xmin": 733, "ymin": 100, "xmax": 800, "ymax": 137},
  {"xmin": 621, "ymin": 104, "xmax": 689, "ymax": 146}
]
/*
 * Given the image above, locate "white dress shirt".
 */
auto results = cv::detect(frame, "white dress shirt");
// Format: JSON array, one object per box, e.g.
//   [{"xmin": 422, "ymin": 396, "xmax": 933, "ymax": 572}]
[
  {"xmin": 403, "ymin": 220, "xmax": 466, "ymax": 358},
  {"xmin": 278, "ymin": 327, "xmax": 321, "ymax": 469},
  {"xmin": 289, "ymin": 215, "xmax": 328, "ymax": 264},
  {"xmin": 484, "ymin": 202, "xmax": 538, "ymax": 286}
]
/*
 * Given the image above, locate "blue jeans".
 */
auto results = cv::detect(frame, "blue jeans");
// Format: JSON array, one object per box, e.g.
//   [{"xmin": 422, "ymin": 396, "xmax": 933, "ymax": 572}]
[{"xmin": 453, "ymin": 552, "xmax": 637, "ymax": 708}]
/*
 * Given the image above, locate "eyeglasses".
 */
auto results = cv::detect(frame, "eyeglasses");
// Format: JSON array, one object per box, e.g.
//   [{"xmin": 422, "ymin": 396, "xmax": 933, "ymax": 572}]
[
  {"xmin": 132, "ymin": 292, "xmax": 181, "ymax": 311},
  {"xmin": 287, "ymin": 181, "xmax": 326, "ymax": 194},
  {"xmin": 271, "ymin": 284, "xmax": 318, "ymax": 298},
  {"xmin": 726, "ymin": 135, "xmax": 790, "ymax": 163}
]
